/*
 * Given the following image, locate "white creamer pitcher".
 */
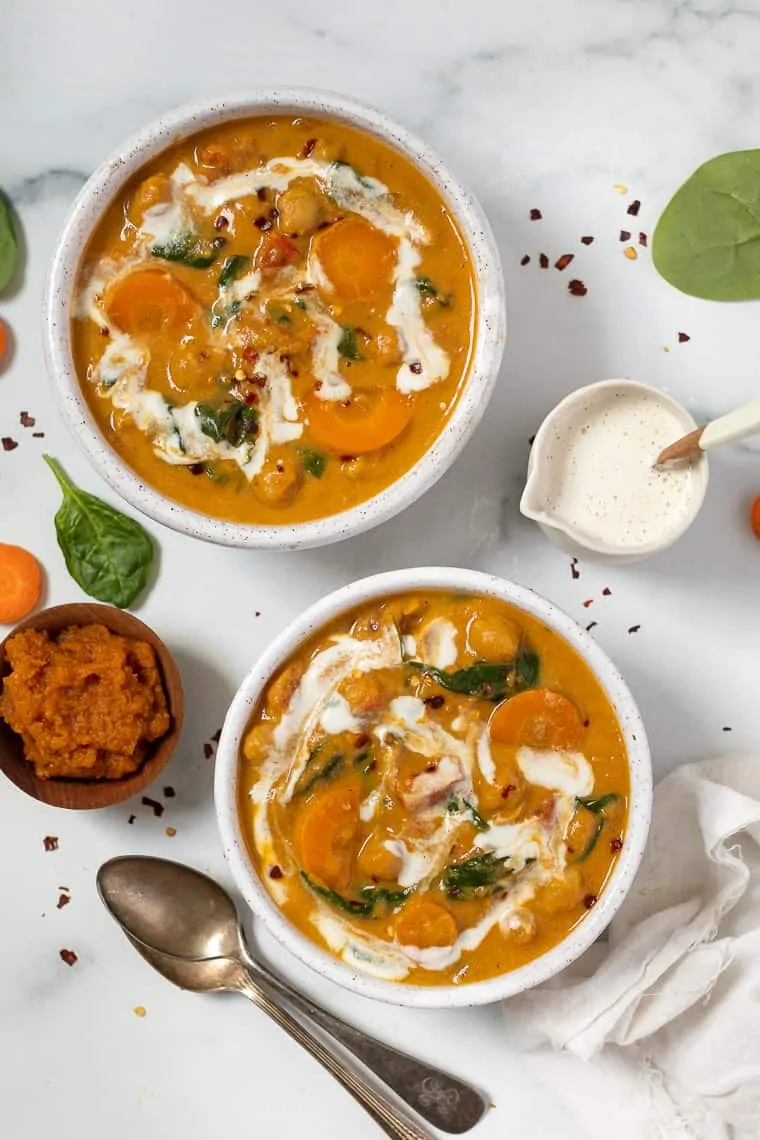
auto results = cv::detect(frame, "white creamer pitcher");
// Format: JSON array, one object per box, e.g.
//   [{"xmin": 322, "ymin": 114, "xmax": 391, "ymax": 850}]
[{"xmin": 521, "ymin": 379, "xmax": 709, "ymax": 564}]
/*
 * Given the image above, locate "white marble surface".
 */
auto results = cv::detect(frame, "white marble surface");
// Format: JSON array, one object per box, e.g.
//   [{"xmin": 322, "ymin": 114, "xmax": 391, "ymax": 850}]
[{"xmin": 2, "ymin": 1, "xmax": 760, "ymax": 1137}]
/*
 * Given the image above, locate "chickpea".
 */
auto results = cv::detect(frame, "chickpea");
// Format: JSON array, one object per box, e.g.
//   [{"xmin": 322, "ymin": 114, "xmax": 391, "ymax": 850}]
[
  {"xmin": 243, "ymin": 724, "xmax": 272, "ymax": 763},
  {"xmin": 266, "ymin": 661, "xmax": 305, "ymax": 717},
  {"xmin": 197, "ymin": 142, "xmax": 232, "ymax": 176},
  {"xmin": 131, "ymin": 174, "xmax": 171, "ymax": 223},
  {"xmin": 468, "ymin": 614, "xmax": 521, "ymax": 662},
  {"xmin": 357, "ymin": 834, "xmax": 401, "ymax": 882},
  {"xmin": 254, "ymin": 452, "xmax": 303, "ymax": 506},
  {"xmin": 276, "ymin": 180, "xmax": 324, "ymax": 236},
  {"xmin": 500, "ymin": 907, "xmax": 538, "ymax": 944},
  {"xmin": 342, "ymin": 456, "xmax": 369, "ymax": 482},
  {"xmin": 538, "ymin": 867, "xmax": 586, "ymax": 914}
]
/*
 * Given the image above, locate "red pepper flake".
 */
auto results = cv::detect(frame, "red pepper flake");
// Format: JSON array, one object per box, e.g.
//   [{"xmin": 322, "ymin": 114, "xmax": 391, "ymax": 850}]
[
  {"xmin": 500, "ymin": 784, "xmax": 517, "ymax": 801},
  {"xmin": 602, "ymin": 587, "xmax": 612, "ymax": 597},
  {"xmin": 583, "ymin": 893, "xmax": 598, "ymax": 909},
  {"xmin": 627, "ymin": 199, "xmax": 641, "ymax": 216},
  {"xmin": 127, "ymin": 814, "xmax": 136, "ymax": 824},
  {"xmin": 619, "ymin": 229, "xmax": 631, "ymax": 242},
  {"xmin": 586, "ymin": 621, "xmax": 598, "ymax": 632},
  {"xmin": 59, "ymin": 949, "xmax": 78, "ymax": 966},
  {"xmin": 43, "ymin": 836, "xmax": 59, "ymax": 852},
  {"xmin": 424, "ymin": 695, "xmax": 445, "ymax": 710},
  {"xmin": 211, "ymin": 727, "xmax": 222, "ymax": 743},
  {"xmin": 638, "ymin": 232, "xmax": 648, "ymax": 247},
  {"xmin": 628, "ymin": 625, "xmax": 641, "ymax": 634},
  {"xmin": 678, "ymin": 332, "xmax": 690, "ymax": 343},
  {"xmin": 568, "ymin": 279, "xmax": 587, "ymax": 296},
  {"xmin": 57, "ymin": 893, "xmax": 70, "ymax": 909},
  {"xmin": 302, "ymin": 138, "xmax": 317, "ymax": 159},
  {"xmin": 722, "ymin": 726, "xmax": 732, "ymax": 732},
  {"xmin": 203, "ymin": 742, "xmax": 213, "ymax": 759},
  {"xmin": 539, "ymin": 253, "xmax": 549, "ymax": 269},
  {"xmin": 32, "ymin": 432, "xmax": 45, "ymax": 439},
  {"xmin": 610, "ymin": 836, "xmax": 623, "ymax": 853},
  {"xmin": 582, "ymin": 599, "xmax": 594, "ymax": 608},
  {"xmin": 520, "ymin": 254, "xmax": 530, "ymax": 266},
  {"xmin": 582, "ymin": 719, "xmax": 590, "ymax": 728},
  {"xmin": 580, "ymin": 235, "xmax": 594, "ymax": 245},
  {"xmin": 409, "ymin": 361, "xmax": 423, "ymax": 375},
  {"xmin": 530, "ymin": 208, "xmax": 542, "ymax": 220},
  {"xmin": 269, "ymin": 865, "xmax": 284, "ymax": 880},
  {"xmin": 2, "ymin": 437, "xmax": 18, "ymax": 451},
  {"xmin": 254, "ymin": 611, "xmax": 261, "ymax": 618},
  {"xmin": 163, "ymin": 786, "xmax": 176, "ymax": 798},
  {"xmin": 571, "ymin": 558, "xmax": 580, "ymax": 580},
  {"xmin": 354, "ymin": 733, "xmax": 370, "ymax": 749},
  {"xmin": 141, "ymin": 796, "xmax": 164, "ymax": 818},
  {"xmin": 99, "ymin": 326, "xmax": 110, "ymax": 336},
  {"xmin": 20, "ymin": 411, "xmax": 35, "ymax": 428},
  {"xmin": 555, "ymin": 253, "xmax": 574, "ymax": 271}
]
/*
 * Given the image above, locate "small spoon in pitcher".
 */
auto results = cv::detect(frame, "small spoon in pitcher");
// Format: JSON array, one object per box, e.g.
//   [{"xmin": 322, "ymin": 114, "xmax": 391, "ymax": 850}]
[
  {"xmin": 655, "ymin": 397, "xmax": 760, "ymax": 467},
  {"xmin": 97, "ymin": 855, "xmax": 487, "ymax": 1135}
]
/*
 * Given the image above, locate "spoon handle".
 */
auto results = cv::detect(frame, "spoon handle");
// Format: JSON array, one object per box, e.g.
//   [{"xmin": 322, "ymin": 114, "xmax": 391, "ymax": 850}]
[
  {"xmin": 237, "ymin": 970, "xmax": 433, "ymax": 1140},
  {"xmin": 243, "ymin": 954, "xmax": 485, "ymax": 1134}
]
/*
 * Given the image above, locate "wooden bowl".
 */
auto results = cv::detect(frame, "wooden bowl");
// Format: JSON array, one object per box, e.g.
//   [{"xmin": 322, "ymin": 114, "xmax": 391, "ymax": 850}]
[{"xmin": 0, "ymin": 603, "xmax": 184, "ymax": 810}]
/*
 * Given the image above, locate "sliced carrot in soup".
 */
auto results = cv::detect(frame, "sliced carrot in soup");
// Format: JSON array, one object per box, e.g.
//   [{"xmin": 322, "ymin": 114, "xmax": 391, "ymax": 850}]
[
  {"xmin": 312, "ymin": 217, "xmax": 396, "ymax": 301},
  {"xmin": 296, "ymin": 781, "xmax": 361, "ymax": 892},
  {"xmin": 305, "ymin": 389, "xmax": 414, "ymax": 454},
  {"xmin": 395, "ymin": 900, "xmax": 458, "ymax": 949},
  {"xmin": 105, "ymin": 270, "xmax": 198, "ymax": 336},
  {"xmin": 490, "ymin": 689, "xmax": 584, "ymax": 749}
]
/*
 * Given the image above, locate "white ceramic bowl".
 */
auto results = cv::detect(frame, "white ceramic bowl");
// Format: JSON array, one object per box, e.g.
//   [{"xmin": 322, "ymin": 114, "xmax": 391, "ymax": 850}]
[
  {"xmin": 43, "ymin": 88, "xmax": 506, "ymax": 549},
  {"xmin": 215, "ymin": 567, "xmax": 652, "ymax": 1008}
]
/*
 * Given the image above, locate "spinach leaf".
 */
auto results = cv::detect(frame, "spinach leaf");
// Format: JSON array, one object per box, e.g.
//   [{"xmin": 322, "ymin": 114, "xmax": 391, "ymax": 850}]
[
  {"xmin": 354, "ymin": 750, "xmax": 374, "ymax": 774},
  {"xmin": 211, "ymin": 299, "xmax": 242, "ymax": 328},
  {"xmin": 293, "ymin": 297, "xmax": 307, "ymax": 311},
  {"xmin": 328, "ymin": 159, "xmax": 375, "ymax": 191},
  {"xmin": 196, "ymin": 400, "xmax": 258, "ymax": 448},
  {"xmin": 268, "ymin": 304, "xmax": 291, "ymax": 325},
  {"xmin": 294, "ymin": 750, "xmax": 344, "ymax": 797},
  {"xmin": 652, "ymin": 151, "xmax": 760, "ymax": 300},
  {"xmin": 43, "ymin": 455, "xmax": 154, "ymax": 609},
  {"xmin": 446, "ymin": 797, "xmax": 489, "ymax": 832},
  {"xmin": 152, "ymin": 231, "xmax": 217, "ymax": 269},
  {"xmin": 415, "ymin": 276, "xmax": 451, "ymax": 307},
  {"xmin": 408, "ymin": 648, "xmax": 539, "ymax": 702},
  {"xmin": 301, "ymin": 448, "xmax": 327, "ymax": 478},
  {"xmin": 217, "ymin": 254, "xmax": 248, "ymax": 288},
  {"xmin": 0, "ymin": 193, "xmax": 18, "ymax": 295},
  {"xmin": 441, "ymin": 852, "xmax": 512, "ymax": 899},
  {"xmin": 301, "ymin": 873, "xmax": 412, "ymax": 917},
  {"xmin": 574, "ymin": 793, "xmax": 620, "ymax": 861},
  {"xmin": 337, "ymin": 325, "xmax": 362, "ymax": 361}
]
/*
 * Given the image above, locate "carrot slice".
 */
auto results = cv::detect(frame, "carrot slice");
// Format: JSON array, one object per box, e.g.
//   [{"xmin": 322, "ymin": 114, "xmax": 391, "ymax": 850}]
[
  {"xmin": 395, "ymin": 900, "xmax": 458, "ymax": 949},
  {"xmin": 0, "ymin": 544, "xmax": 42, "ymax": 623},
  {"xmin": 305, "ymin": 389, "xmax": 414, "ymax": 454},
  {"xmin": 312, "ymin": 217, "xmax": 396, "ymax": 301},
  {"xmin": 296, "ymin": 781, "xmax": 361, "ymax": 892},
  {"xmin": 104, "ymin": 270, "xmax": 198, "ymax": 336},
  {"xmin": 0, "ymin": 319, "xmax": 7, "ymax": 364},
  {"xmin": 751, "ymin": 495, "xmax": 760, "ymax": 540},
  {"xmin": 490, "ymin": 689, "xmax": 584, "ymax": 749}
]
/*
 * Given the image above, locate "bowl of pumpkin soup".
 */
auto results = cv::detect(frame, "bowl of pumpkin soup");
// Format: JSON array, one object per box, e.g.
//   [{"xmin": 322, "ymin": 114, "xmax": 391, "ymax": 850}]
[
  {"xmin": 215, "ymin": 568, "xmax": 652, "ymax": 1007},
  {"xmin": 45, "ymin": 90, "xmax": 505, "ymax": 548}
]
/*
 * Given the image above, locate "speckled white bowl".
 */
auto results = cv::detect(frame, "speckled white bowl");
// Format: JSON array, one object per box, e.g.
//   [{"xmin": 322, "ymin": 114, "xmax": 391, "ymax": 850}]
[
  {"xmin": 43, "ymin": 89, "xmax": 506, "ymax": 549},
  {"xmin": 214, "ymin": 567, "xmax": 652, "ymax": 1008}
]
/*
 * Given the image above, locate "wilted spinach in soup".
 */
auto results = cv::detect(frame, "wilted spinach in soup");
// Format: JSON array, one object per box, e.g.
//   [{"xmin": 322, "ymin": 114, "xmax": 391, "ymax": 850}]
[
  {"xmin": 71, "ymin": 117, "xmax": 475, "ymax": 525},
  {"xmin": 239, "ymin": 592, "xmax": 629, "ymax": 986}
]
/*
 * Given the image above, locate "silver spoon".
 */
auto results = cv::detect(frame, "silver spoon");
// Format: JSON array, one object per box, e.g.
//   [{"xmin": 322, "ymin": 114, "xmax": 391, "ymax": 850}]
[{"xmin": 97, "ymin": 856, "xmax": 487, "ymax": 1135}]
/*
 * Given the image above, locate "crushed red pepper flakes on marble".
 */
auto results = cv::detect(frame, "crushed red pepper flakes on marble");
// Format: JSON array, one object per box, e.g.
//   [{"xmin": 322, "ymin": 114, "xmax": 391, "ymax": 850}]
[
  {"xmin": 539, "ymin": 253, "xmax": 549, "ymax": 269},
  {"xmin": 43, "ymin": 836, "xmax": 59, "ymax": 851},
  {"xmin": 57, "ymin": 893, "xmax": 70, "ymax": 909},
  {"xmin": 530, "ymin": 208, "xmax": 542, "ymax": 220},
  {"xmin": 211, "ymin": 728, "xmax": 222, "ymax": 743},
  {"xmin": 203, "ymin": 742, "xmax": 213, "ymax": 759},
  {"xmin": 638, "ymin": 232, "xmax": 648, "ymax": 247},
  {"xmin": 20, "ymin": 411, "xmax": 35, "ymax": 428},
  {"xmin": 583, "ymin": 894, "xmax": 598, "ymax": 909},
  {"xmin": 520, "ymin": 255, "xmax": 530, "ymax": 266},
  {"xmin": 32, "ymin": 432, "xmax": 45, "ymax": 439},
  {"xmin": 163, "ymin": 786, "xmax": 175, "ymax": 798},
  {"xmin": 60, "ymin": 949, "xmax": 78, "ymax": 966},
  {"xmin": 627, "ymin": 199, "xmax": 641, "ymax": 216},
  {"xmin": 722, "ymin": 726, "xmax": 733, "ymax": 732},
  {"xmin": 555, "ymin": 253, "xmax": 574, "ymax": 271},
  {"xmin": 582, "ymin": 599, "xmax": 594, "ymax": 608},
  {"xmin": 628, "ymin": 625, "xmax": 641, "ymax": 634},
  {"xmin": 678, "ymin": 332, "xmax": 691, "ymax": 343},
  {"xmin": 127, "ymin": 814, "xmax": 136, "ymax": 825},
  {"xmin": 580, "ymin": 235, "xmax": 594, "ymax": 245},
  {"xmin": 619, "ymin": 229, "xmax": 631, "ymax": 242},
  {"xmin": 610, "ymin": 837, "xmax": 623, "ymax": 853},
  {"xmin": 141, "ymin": 796, "xmax": 164, "ymax": 817},
  {"xmin": 602, "ymin": 587, "xmax": 612, "ymax": 596},
  {"xmin": 2, "ymin": 437, "xmax": 18, "ymax": 451},
  {"xmin": 568, "ymin": 279, "xmax": 587, "ymax": 296},
  {"xmin": 571, "ymin": 558, "xmax": 580, "ymax": 580},
  {"xmin": 254, "ymin": 610, "xmax": 261, "ymax": 618},
  {"xmin": 165, "ymin": 827, "xmax": 176, "ymax": 837},
  {"xmin": 586, "ymin": 621, "xmax": 598, "ymax": 632}
]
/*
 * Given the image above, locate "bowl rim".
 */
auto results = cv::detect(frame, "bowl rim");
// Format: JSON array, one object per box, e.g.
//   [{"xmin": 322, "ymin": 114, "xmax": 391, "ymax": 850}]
[
  {"xmin": 214, "ymin": 567, "xmax": 653, "ymax": 1008},
  {"xmin": 43, "ymin": 87, "xmax": 506, "ymax": 550}
]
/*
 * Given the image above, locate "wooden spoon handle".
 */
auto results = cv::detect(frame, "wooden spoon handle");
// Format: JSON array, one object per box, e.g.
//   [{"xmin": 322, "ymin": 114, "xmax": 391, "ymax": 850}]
[{"xmin": 655, "ymin": 425, "xmax": 705, "ymax": 467}]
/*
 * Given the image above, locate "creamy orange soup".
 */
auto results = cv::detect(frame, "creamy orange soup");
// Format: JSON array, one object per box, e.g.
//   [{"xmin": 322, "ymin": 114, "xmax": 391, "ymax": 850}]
[
  {"xmin": 71, "ymin": 117, "xmax": 475, "ymax": 525},
  {"xmin": 239, "ymin": 591, "xmax": 629, "ymax": 986}
]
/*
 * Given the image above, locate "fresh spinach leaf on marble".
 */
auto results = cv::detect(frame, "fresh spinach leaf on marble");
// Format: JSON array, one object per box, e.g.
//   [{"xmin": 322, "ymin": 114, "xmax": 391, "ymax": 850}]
[
  {"xmin": 43, "ymin": 455, "xmax": 154, "ymax": 609},
  {"xmin": 0, "ymin": 193, "xmax": 18, "ymax": 295},
  {"xmin": 653, "ymin": 150, "xmax": 760, "ymax": 300}
]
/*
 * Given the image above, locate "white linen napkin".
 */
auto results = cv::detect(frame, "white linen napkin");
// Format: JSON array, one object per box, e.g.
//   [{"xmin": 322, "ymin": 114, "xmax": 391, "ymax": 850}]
[{"xmin": 504, "ymin": 756, "xmax": 760, "ymax": 1140}]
